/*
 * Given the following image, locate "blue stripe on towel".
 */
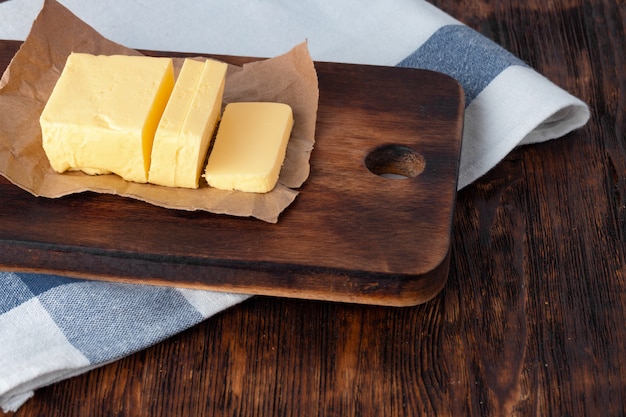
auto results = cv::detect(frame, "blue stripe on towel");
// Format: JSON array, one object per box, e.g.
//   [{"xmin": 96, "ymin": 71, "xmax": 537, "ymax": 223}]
[
  {"xmin": 0, "ymin": 273, "xmax": 82, "ymax": 314},
  {"xmin": 397, "ymin": 24, "xmax": 527, "ymax": 105},
  {"xmin": 19, "ymin": 273, "xmax": 87, "ymax": 296},
  {"xmin": 38, "ymin": 281, "xmax": 203, "ymax": 362},
  {"xmin": 0, "ymin": 273, "xmax": 35, "ymax": 314}
]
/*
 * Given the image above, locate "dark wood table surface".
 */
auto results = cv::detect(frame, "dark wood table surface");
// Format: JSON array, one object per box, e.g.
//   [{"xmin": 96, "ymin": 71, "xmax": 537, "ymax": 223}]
[{"xmin": 2, "ymin": 0, "xmax": 624, "ymax": 415}]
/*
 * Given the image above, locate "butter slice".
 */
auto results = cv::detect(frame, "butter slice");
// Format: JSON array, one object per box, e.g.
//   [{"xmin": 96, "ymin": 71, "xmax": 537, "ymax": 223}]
[
  {"xmin": 204, "ymin": 102, "xmax": 294, "ymax": 193},
  {"xmin": 39, "ymin": 53, "xmax": 175, "ymax": 183},
  {"xmin": 149, "ymin": 58, "xmax": 227, "ymax": 188}
]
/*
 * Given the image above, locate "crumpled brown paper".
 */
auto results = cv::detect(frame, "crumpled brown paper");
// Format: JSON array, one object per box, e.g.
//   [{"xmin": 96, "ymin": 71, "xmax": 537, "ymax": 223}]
[{"xmin": 0, "ymin": 0, "xmax": 318, "ymax": 223}]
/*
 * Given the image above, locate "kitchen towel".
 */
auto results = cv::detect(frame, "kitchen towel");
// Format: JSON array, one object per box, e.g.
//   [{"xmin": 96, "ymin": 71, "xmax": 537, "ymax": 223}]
[{"xmin": 0, "ymin": 0, "xmax": 589, "ymax": 411}]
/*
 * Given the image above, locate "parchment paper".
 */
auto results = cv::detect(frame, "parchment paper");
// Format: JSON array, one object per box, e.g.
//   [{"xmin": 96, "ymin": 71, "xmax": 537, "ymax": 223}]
[{"xmin": 0, "ymin": 0, "xmax": 319, "ymax": 223}]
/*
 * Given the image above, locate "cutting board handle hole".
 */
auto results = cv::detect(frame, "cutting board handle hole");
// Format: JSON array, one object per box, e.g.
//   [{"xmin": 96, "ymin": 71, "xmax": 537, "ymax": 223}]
[{"xmin": 365, "ymin": 144, "xmax": 425, "ymax": 179}]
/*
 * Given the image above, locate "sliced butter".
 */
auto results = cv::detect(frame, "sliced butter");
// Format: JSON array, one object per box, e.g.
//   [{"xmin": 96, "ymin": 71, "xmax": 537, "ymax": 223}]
[
  {"xmin": 39, "ymin": 53, "xmax": 175, "ymax": 183},
  {"xmin": 149, "ymin": 58, "xmax": 227, "ymax": 188},
  {"xmin": 204, "ymin": 102, "xmax": 294, "ymax": 193}
]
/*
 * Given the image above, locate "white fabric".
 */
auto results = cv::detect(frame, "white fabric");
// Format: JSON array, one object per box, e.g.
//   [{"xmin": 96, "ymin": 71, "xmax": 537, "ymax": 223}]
[
  {"xmin": 459, "ymin": 65, "xmax": 590, "ymax": 187},
  {"xmin": 0, "ymin": 0, "xmax": 459, "ymax": 66}
]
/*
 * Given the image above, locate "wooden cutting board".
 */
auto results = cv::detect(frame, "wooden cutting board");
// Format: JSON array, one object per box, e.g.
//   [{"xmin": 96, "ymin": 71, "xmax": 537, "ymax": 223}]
[{"xmin": 0, "ymin": 40, "xmax": 464, "ymax": 306}]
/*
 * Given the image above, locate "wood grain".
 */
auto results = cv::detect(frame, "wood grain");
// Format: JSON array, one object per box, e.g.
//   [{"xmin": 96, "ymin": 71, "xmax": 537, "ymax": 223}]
[
  {"xmin": 0, "ymin": 42, "xmax": 463, "ymax": 306},
  {"xmin": 2, "ymin": 0, "xmax": 625, "ymax": 415}
]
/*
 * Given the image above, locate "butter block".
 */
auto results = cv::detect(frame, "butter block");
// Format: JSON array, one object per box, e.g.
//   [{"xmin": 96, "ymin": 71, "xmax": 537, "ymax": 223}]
[
  {"xmin": 149, "ymin": 58, "xmax": 228, "ymax": 188},
  {"xmin": 39, "ymin": 53, "xmax": 175, "ymax": 183},
  {"xmin": 204, "ymin": 102, "xmax": 294, "ymax": 193}
]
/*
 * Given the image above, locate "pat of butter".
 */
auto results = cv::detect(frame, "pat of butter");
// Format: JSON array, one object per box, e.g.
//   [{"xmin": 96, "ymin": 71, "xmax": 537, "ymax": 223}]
[
  {"xmin": 39, "ymin": 53, "xmax": 175, "ymax": 183},
  {"xmin": 204, "ymin": 102, "xmax": 294, "ymax": 193},
  {"xmin": 149, "ymin": 58, "xmax": 227, "ymax": 188}
]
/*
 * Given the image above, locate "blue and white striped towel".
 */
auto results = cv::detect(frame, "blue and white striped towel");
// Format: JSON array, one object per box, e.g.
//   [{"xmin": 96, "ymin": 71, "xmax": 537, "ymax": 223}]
[{"xmin": 0, "ymin": 0, "xmax": 589, "ymax": 411}]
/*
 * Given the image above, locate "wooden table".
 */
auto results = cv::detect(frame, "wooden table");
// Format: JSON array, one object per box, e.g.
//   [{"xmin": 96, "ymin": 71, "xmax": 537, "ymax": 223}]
[{"xmin": 2, "ymin": 0, "xmax": 624, "ymax": 415}]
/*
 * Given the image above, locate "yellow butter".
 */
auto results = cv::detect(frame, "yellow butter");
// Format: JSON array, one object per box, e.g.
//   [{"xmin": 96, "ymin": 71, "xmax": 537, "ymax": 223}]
[
  {"xmin": 149, "ymin": 58, "xmax": 227, "ymax": 188},
  {"xmin": 204, "ymin": 102, "xmax": 294, "ymax": 193},
  {"xmin": 39, "ymin": 53, "xmax": 175, "ymax": 183}
]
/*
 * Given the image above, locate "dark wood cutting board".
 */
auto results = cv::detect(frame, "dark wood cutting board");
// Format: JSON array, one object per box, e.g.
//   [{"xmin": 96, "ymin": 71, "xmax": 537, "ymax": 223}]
[{"xmin": 0, "ymin": 40, "xmax": 464, "ymax": 306}]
